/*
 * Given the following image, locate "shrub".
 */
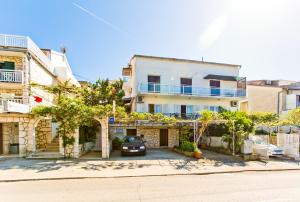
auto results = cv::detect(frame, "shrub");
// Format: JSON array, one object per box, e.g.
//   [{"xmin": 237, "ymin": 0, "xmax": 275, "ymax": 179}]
[
  {"xmin": 112, "ymin": 137, "xmax": 123, "ymax": 150},
  {"xmin": 180, "ymin": 141, "xmax": 195, "ymax": 152},
  {"xmin": 206, "ymin": 122, "xmax": 229, "ymax": 137}
]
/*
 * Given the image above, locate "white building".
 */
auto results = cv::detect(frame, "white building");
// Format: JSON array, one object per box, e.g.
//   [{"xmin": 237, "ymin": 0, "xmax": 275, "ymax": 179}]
[
  {"xmin": 123, "ymin": 55, "xmax": 247, "ymax": 118},
  {"xmin": 0, "ymin": 34, "xmax": 79, "ymax": 156}
]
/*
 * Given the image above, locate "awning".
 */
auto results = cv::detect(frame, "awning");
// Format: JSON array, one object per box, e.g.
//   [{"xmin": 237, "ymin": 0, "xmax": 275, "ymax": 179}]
[{"xmin": 204, "ymin": 74, "xmax": 238, "ymax": 81}]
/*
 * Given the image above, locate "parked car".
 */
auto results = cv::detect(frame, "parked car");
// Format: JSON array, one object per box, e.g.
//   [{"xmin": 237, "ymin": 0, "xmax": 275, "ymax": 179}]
[
  {"xmin": 251, "ymin": 136, "xmax": 284, "ymax": 156},
  {"xmin": 121, "ymin": 136, "xmax": 146, "ymax": 156}
]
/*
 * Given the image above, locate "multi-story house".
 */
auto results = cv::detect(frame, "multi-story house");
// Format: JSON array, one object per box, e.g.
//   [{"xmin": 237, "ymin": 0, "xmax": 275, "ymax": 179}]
[
  {"xmin": 123, "ymin": 55, "xmax": 247, "ymax": 117},
  {"xmin": 0, "ymin": 34, "xmax": 79, "ymax": 157},
  {"xmin": 116, "ymin": 55, "xmax": 246, "ymax": 149},
  {"xmin": 245, "ymin": 80, "xmax": 300, "ymax": 114}
]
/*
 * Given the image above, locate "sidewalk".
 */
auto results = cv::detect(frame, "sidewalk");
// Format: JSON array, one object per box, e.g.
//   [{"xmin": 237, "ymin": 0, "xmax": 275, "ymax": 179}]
[{"xmin": 0, "ymin": 150, "xmax": 300, "ymax": 182}]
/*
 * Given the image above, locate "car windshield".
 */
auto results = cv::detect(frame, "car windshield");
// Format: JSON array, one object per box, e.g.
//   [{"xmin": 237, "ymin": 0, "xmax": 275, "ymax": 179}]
[{"xmin": 124, "ymin": 136, "xmax": 142, "ymax": 143}]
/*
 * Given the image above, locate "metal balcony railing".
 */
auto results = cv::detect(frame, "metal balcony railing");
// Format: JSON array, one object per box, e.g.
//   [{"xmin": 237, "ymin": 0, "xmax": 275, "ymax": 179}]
[
  {"xmin": 0, "ymin": 34, "xmax": 54, "ymax": 73},
  {"xmin": 138, "ymin": 83, "xmax": 246, "ymax": 98},
  {"xmin": 0, "ymin": 69, "xmax": 23, "ymax": 83},
  {"xmin": 0, "ymin": 96, "xmax": 23, "ymax": 105}
]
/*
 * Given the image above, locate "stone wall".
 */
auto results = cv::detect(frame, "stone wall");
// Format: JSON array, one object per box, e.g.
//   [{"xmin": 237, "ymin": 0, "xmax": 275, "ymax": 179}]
[
  {"xmin": 2, "ymin": 123, "xmax": 19, "ymax": 154},
  {"xmin": 137, "ymin": 128, "xmax": 160, "ymax": 148},
  {"xmin": 136, "ymin": 127, "xmax": 180, "ymax": 148},
  {"xmin": 168, "ymin": 128, "xmax": 179, "ymax": 148},
  {"xmin": 35, "ymin": 119, "xmax": 52, "ymax": 150},
  {"xmin": 0, "ymin": 114, "xmax": 35, "ymax": 156}
]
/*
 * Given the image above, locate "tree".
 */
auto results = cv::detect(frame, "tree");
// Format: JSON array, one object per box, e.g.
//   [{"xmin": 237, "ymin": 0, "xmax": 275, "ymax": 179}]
[
  {"xmin": 287, "ymin": 107, "xmax": 300, "ymax": 126},
  {"xmin": 195, "ymin": 110, "xmax": 218, "ymax": 145},
  {"xmin": 81, "ymin": 78, "xmax": 125, "ymax": 106},
  {"xmin": 220, "ymin": 110, "xmax": 253, "ymax": 153},
  {"xmin": 31, "ymin": 81, "xmax": 125, "ymax": 158}
]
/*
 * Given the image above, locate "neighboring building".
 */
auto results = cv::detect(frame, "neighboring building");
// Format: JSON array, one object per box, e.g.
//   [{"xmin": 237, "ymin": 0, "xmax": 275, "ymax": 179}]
[
  {"xmin": 119, "ymin": 55, "xmax": 246, "ymax": 149},
  {"xmin": 123, "ymin": 55, "xmax": 247, "ymax": 117},
  {"xmin": 244, "ymin": 80, "xmax": 300, "ymax": 114},
  {"xmin": 0, "ymin": 34, "xmax": 79, "ymax": 156}
]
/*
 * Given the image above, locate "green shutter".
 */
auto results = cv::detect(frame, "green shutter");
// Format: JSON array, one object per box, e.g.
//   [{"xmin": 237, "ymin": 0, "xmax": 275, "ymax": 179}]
[{"xmin": 4, "ymin": 62, "xmax": 15, "ymax": 70}]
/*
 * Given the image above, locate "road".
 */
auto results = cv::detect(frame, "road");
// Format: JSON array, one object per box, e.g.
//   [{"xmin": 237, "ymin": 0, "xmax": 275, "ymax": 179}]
[{"xmin": 1, "ymin": 171, "xmax": 300, "ymax": 202}]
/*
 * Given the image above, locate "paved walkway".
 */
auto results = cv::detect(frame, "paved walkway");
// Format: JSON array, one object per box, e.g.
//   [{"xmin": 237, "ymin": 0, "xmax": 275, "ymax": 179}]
[{"xmin": 0, "ymin": 150, "xmax": 300, "ymax": 182}]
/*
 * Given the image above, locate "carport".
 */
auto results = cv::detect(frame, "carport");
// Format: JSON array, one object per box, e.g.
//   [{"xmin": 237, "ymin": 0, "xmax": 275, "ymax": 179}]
[{"xmin": 110, "ymin": 148, "xmax": 191, "ymax": 161}]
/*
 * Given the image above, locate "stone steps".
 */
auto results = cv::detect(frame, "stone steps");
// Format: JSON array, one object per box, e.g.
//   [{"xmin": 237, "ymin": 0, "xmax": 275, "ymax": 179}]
[{"xmin": 27, "ymin": 152, "xmax": 64, "ymax": 159}]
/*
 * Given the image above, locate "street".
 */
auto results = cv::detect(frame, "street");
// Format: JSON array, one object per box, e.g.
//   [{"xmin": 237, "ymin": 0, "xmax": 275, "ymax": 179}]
[{"xmin": 1, "ymin": 171, "xmax": 300, "ymax": 202}]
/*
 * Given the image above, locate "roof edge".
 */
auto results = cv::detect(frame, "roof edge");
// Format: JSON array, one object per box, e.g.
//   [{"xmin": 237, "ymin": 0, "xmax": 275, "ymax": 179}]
[{"xmin": 131, "ymin": 54, "xmax": 241, "ymax": 68}]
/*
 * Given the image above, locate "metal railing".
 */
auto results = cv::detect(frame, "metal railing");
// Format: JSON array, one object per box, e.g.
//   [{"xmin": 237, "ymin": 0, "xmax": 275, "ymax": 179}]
[
  {"xmin": 0, "ymin": 34, "xmax": 54, "ymax": 73},
  {"xmin": 138, "ymin": 83, "xmax": 246, "ymax": 98},
  {"xmin": 0, "ymin": 69, "xmax": 23, "ymax": 83},
  {"xmin": 0, "ymin": 96, "xmax": 24, "ymax": 105}
]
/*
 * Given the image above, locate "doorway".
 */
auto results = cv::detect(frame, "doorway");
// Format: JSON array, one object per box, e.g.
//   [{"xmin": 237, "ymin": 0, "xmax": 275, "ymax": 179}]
[
  {"xmin": 210, "ymin": 80, "xmax": 220, "ymax": 96},
  {"xmin": 127, "ymin": 129, "xmax": 137, "ymax": 136},
  {"xmin": 160, "ymin": 129, "xmax": 168, "ymax": 147}
]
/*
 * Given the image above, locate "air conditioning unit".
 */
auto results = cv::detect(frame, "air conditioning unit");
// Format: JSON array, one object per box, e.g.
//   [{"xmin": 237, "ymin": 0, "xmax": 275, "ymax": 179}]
[
  {"xmin": 136, "ymin": 96, "xmax": 144, "ymax": 103},
  {"xmin": 266, "ymin": 80, "xmax": 272, "ymax": 85},
  {"xmin": 230, "ymin": 100, "xmax": 238, "ymax": 107}
]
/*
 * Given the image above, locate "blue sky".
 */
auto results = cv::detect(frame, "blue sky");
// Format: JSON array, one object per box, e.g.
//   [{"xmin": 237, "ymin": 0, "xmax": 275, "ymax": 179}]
[{"xmin": 1, "ymin": 0, "xmax": 300, "ymax": 82}]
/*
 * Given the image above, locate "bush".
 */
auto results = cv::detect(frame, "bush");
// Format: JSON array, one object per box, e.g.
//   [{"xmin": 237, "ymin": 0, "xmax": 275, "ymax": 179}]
[
  {"xmin": 180, "ymin": 141, "xmax": 195, "ymax": 152},
  {"xmin": 206, "ymin": 123, "xmax": 229, "ymax": 137},
  {"xmin": 112, "ymin": 137, "xmax": 123, "ymax": 150}
]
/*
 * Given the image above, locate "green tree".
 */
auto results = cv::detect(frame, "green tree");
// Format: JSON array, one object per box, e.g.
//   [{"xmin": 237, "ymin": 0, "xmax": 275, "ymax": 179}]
[
  {"xmin": 287, "ymin": 107, "xmax": 300, "ymax": 126},
  {"xmin": 220, "ymin": 110, "xmax": 253, "ymax": 153}
]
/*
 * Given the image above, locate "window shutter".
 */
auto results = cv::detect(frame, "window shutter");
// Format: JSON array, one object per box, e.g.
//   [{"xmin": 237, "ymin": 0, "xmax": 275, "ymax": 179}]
[{"xmin": 4, "ymin": 62, "xmax": 15, "ymax": 70}]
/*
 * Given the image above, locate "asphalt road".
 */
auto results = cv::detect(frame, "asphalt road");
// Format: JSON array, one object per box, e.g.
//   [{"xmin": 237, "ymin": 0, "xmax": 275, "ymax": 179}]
[{"xmin": 1, "ymin": 171, "xmax": 300, "ymax": 202}]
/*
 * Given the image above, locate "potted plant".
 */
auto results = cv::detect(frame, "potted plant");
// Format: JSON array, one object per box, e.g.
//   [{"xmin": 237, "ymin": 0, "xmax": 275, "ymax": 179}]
[{"xmin": 194, "ymin": 143, "xmax": 202, "ymax": 159}]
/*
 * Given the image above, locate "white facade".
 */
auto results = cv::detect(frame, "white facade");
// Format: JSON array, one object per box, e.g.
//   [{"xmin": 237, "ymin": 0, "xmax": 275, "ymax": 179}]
[
  {"xmin": 123, "ymin": 55, "xmax": 246, "ymax": 118},
  {"xmin": 0, "ymin": 34, "xmax": 79, "ymax": 113}
]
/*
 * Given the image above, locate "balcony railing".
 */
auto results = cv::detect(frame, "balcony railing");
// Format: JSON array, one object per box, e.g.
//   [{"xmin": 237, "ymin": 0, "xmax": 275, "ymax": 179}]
[
  {"xmin": 0, "ymin": 69, "xmax": 23, "ymax": 83},
  {"xmin": 0, "ymin": 34, "xmax": 54, "ymax": 73},
  {"xmin": 138, "ymin": 83, "xmax": 246, "ymax": 98},
  {"xmin": 0, "ymin": 96, "xmax": 24, "ymax": 105}
]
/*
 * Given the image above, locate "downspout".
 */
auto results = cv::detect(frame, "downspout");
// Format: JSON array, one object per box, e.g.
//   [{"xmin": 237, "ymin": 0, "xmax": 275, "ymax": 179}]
[
  {"xmin": 26, "ymin": 52, "xmax": 32, "ymax": 105},
  {"xmin": 277, "ymin": 90, "xmax": 283, "ymax": 116}
]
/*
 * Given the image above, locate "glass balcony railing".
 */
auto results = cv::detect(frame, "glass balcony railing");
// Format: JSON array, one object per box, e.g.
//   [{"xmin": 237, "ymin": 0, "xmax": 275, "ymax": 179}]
[{"xmin": 138, "ymin": 83, "xmax": 246, "ymax": 98}]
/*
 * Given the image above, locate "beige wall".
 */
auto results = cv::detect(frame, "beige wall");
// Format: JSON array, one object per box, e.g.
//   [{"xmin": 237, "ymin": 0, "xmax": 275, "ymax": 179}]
[
  {"xmin": 246, "ymin": 85, "xmax": 283, "ymax": 113},
  {"xmin": 0, "ymin": 55, "xmax": 24, "ymax": 71}
]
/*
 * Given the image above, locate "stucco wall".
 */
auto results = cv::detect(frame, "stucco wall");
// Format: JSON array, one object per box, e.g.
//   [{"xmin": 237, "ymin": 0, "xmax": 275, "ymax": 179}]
[
  {"xmin": 131, "ymin": 57, "xmax": 240, "ymax": 96},
  {"xmin": 246, "ymin": 85, "xmax": 283, "ymax": 113}
]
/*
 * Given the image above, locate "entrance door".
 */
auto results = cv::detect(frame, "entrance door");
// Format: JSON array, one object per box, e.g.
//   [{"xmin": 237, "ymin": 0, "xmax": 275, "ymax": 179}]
[
  {"xmin": 0, "ymin": 124, "xmax": 3, "ymax": 154},
  {"xmin": 127, "ymin": 129, "xmax": 137, "ymax": 136},
  {"xmin": 160, "ymin": 129, "xmax": 168, "ymax": 147},
  {"xmin": 210, "ymin": 80, "xmax": 220, "ymax": 96},
  {"xmin": 181, "ymin": 105, "xmax": 186, "ymax": 119}
]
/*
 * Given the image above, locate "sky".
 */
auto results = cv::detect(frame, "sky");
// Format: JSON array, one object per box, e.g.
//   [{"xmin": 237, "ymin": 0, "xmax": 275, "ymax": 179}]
[{"xmin": 1, "ymin": 0, "xmax": 300, "ymax": 82}]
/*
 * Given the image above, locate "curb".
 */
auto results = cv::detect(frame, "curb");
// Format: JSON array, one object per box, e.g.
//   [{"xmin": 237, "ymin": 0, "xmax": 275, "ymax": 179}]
[{"xmin": 1, "ymin": 168, "xmax": 300, "ymax": 183}]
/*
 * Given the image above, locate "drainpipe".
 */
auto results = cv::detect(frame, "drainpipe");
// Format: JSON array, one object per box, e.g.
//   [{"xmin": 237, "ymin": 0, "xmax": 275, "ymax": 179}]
[
  {"xmin": 277, "ymin": 90, "xmax": 283, "ymax": 116},
  {"xmin": 26, "ymin": 52, "xmax": 32, "ymax": 105}
]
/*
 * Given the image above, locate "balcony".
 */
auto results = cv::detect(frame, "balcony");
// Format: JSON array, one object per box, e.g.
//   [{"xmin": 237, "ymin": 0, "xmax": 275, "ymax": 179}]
[
  {"xmin": 0, "ymin": 69, "xmax": 23, "ymax": 83},
  {"xmin": 0, "ymin": 96, "xmax": 29, "ymax": 113},
  {"xmin": 0, "ymin": 34, "xmax": 54, "ymax": 73},
  {"xmin": 138, "ymin": 83, "xmax": 246, "ymax": 98}
]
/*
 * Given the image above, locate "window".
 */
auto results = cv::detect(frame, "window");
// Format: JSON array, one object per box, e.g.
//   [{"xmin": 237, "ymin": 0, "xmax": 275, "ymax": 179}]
[
  {"xmin": 0, "ymin": 61, "xmax": 15, "ymax": 70},
  {"xmin": 186, "ymin": 105, "xmax": 193, "ymax": 114},
  {"xmin": 297, "ymin": 95, "xmax": 300, "ymax": 107},
  {"xmin": 154, "ymin": 104, "xmax": 162, "ymax": 113},
  {"xmin": 148, "ymin": 75, "xmax": 160, "ymax": 92},
  {"xmin": 149, "ymin": 104, "xmax": 162, "ymax": 113},
  {"xmin": 180, "ymin": 78, "xmax": 192, "ymax": 94}
]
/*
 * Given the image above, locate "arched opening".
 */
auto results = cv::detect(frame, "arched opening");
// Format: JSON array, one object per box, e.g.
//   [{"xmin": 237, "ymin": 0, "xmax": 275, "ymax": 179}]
[
  {"xmin": 79, "ymin": 120, "xmax": 102, "ymax": 158},
  {"xmin": 34, "ymin": 118, "xmax": 59, "ymax": 156}
]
